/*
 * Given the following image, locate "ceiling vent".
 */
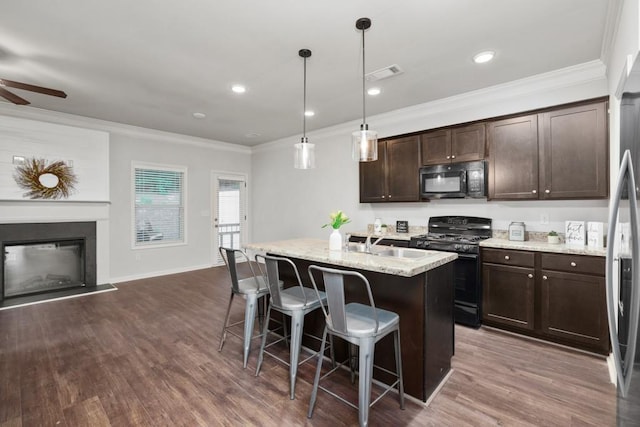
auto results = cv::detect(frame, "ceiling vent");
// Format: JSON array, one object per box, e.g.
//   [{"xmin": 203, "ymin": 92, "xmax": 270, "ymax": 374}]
[{"xmin": 365, "ymin": 64, "xmax": 403, "ymax": 82}]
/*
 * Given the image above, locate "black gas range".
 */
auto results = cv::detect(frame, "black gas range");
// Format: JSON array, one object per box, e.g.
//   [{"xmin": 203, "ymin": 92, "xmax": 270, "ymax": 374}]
[{"xmin": 409, "ymin": 216, "xmax": 492, "ymax": 327}]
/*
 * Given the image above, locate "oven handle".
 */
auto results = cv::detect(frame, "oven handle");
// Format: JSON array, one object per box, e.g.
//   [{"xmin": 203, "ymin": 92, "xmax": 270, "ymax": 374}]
[{"xmin": 456, "ymin": 253, "xmax": 478, "ymax": 260}]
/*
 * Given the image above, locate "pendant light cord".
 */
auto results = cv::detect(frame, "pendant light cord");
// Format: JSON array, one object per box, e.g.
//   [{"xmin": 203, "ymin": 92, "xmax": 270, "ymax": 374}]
[
  {"xmin": 303, "ymin": 55, "xmax": 307, "ymax": 139},
  {"xmin": 361, "ymin": 26, "xmax": 366, "ymax": 127}
]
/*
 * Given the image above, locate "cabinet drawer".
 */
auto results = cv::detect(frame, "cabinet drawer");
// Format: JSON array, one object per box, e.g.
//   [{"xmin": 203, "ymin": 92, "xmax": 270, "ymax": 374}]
[
  {"xmin": 482, "ymin": 248, "xmax": 535, "ymax": 267},
  {"xmin": 540, "ymin": 253, "xmax": 604, "ymax": 276}
]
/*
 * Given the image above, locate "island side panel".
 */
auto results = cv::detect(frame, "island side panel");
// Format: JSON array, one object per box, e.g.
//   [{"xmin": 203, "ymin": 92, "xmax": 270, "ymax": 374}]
[
  {"xmin": 278, "ymin": 256, "xmax": 432, "ymax": 401},
  {"xmin": 424, "ymin": 261, "xmax": 454, "ymax": 400}
]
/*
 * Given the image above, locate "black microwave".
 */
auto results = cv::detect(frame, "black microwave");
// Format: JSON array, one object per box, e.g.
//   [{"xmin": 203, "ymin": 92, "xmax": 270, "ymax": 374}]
[{"xmin": 420, "ymin": 160, "xmax": 486, "ymax": 199}]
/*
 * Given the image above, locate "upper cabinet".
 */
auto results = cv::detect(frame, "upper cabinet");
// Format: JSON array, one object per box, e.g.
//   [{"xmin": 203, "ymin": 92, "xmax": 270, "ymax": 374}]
[
  {"xmin": 538, "ymin": 101, "xmax": 608, "ymax": 199},
  {"xmin": 359, "ymin": 136, "xmax": 420, "ymax": 203},
  {"xmin": 421, "ymin": 123, "xmax": 485, "ymax": 165},
  {"xmin": 488, "ymin": 114, "xmax": 539, "ymax": 200},
  {"xmin": 487, "ymin": 98, "xmax": 608, "ymax": 201}
]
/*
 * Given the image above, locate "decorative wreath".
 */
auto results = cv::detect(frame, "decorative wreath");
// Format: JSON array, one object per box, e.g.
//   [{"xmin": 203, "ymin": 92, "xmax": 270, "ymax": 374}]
[{"xmin": 13, "ymin": 157, "xmax": 77, "ymax": 199}]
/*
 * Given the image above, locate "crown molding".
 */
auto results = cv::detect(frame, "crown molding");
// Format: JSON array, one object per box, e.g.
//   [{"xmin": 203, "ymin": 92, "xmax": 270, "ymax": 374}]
[
  {"xmin": 600, "ymin": 0, "xmax": 624, "ymax": 67},
  {"xmin": 0, "ymin": 103, "xmax": 251, "ymax": 154}
]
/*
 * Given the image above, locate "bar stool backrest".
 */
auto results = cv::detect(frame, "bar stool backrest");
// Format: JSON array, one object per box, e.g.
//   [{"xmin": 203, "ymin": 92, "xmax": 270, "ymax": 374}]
[
  {"xmin": 255, "ymin": 254, "xmax": 307, "ymax": 307},
  {"xmin": 219, "ymin": 246, "xmax": 260, "ymax": 293},
  {"xmin": 308, "ymin": 265, "xmax": 379, "ymax": 336}
]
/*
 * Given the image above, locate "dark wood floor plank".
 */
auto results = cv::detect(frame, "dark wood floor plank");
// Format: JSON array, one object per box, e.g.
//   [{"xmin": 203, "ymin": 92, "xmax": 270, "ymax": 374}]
[{"xmin": 0, "ymin": 266, "xmax": 621, "ymax": 426}]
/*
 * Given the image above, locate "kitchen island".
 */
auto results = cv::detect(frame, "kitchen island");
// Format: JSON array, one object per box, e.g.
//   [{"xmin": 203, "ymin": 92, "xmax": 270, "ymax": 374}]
[{"xmin": 244, "ymin": 238, "xmax": 457, "ymax": 402}]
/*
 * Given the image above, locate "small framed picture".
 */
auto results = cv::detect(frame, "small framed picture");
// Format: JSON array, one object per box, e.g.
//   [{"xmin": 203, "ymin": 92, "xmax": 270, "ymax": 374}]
[
  {"xmin": 565, "ymin": 221, "xmax": 586, "ymax": 245},
  {"xmin": 396, "ymin": 220, "xmax": 408, "ymax": 233}
]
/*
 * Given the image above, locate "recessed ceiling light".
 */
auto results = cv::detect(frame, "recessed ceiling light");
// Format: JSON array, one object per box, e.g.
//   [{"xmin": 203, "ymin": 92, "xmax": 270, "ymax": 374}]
[
  {"xmin": 304, "ymin": 110, "xmax": 315, "ymax": 117},
  {"xmin": 232, "ymin": 84, "xmax": 246, "ymax": 93},
  {"xmin": 367, "ymin": 88, "xmax": 381, "ymax": 96},
  {"xmin": 473, "ymin": 51, "xmax": 495, "ymax": 64},
  {"xmin": 192, "ymin": 112, "xmax": 206, "ymax": 119}
]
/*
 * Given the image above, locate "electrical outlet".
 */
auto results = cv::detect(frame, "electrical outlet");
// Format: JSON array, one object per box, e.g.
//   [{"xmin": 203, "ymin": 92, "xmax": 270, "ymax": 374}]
[{"xmin": 540, "ymin": 213, "xmax": 549, "ymax": 225}]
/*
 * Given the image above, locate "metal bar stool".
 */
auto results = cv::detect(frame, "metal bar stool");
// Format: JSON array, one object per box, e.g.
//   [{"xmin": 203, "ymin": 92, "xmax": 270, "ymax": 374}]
[
  {"xmin": 307, "ymin": 265, "xmax": 405, "ymax": 427},
  {"xmin": 254, "ymin": 254, "xmax": 333, "ymax": 399},
  {"xmin": 218, "ymin": 246, "xmax": 271, "ymax": 368}
]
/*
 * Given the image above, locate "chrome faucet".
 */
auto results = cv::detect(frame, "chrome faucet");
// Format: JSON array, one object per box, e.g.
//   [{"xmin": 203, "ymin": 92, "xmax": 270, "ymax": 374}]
[{"xmin": 365, "ymin": 234, "xmax": 384, "ymax": 252}]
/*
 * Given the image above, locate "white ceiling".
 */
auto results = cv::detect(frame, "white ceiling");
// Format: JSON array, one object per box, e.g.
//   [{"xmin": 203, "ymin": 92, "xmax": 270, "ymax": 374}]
[{"xmin": 0, "ymin": 0, "xmax": 613, "ymax": 146}]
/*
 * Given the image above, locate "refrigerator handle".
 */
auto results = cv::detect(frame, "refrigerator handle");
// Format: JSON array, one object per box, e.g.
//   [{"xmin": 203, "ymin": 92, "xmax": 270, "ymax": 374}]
[{"xmin": 606, "ymin": 149, "xmax": 640, "ymax": 398}]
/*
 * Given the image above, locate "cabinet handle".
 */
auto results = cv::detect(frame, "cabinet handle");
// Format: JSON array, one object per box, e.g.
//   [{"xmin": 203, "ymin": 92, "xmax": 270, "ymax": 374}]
[
  {"xmin": 381, "ymin": 195, "xmax": 385, "ymax": 199},
  {"xmin": 543, "ymin": 275, "xmax": 548, "ymax": 280},
  {"xmin": 504, "ymin": 255, "xmax": 510, "ymax": 260},
  {"xmin": 545, "ymin": 189, "xmax": 550, "ymax": 194},
  {"xmin": 446, "ymin": 155, "xmax": 451, "ymax": 159},
  {"xmin": 388, "ymin": 195, "xmax": 392, "ymax": 198},
  {"xmin": 532, "ymin": 189, "xmax": 537, "ymax": 194},
  {"xmin": 451, "ymin": 155, "xmax": 456, "ymax": 159},
  {"xmin": 570, "ymin": 261, "xmax": 576, "ymax": 267},
  {"xmin": 527, "ymin": 274, "xmax": 533, "ymax": 279}
]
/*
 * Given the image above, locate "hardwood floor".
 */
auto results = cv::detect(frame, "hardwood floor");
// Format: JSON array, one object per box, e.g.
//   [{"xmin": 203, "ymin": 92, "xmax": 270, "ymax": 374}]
[{"xmin": 0, "ymin": 266, "xmax": 622, "ymax": 426}]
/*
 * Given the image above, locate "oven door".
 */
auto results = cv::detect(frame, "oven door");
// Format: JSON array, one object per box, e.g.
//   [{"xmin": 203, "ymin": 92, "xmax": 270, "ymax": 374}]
[
  {"xmin": 420, "ymin": 166, "xmax": 467, "ymax": 198},
  {"xmin": 453, "ymin": 253, "xmax": 481, "ymax": 327}
]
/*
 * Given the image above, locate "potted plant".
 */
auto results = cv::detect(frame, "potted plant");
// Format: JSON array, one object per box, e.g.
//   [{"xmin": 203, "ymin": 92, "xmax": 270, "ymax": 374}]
[
  {"xmin": 547, "ymin": 230, "xmax": 560, "ymax": 244},
  {"xmin": 322, "ymin": 210, "xmax": 351, "ymax": 251}
]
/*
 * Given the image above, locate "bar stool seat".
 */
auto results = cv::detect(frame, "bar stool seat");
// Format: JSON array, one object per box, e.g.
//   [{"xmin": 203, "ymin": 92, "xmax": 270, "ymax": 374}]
[
  {"xmin": 254, "ymin": 254, "xmax": 332, "ymax": 400},
  {"xmin": 218, "ymin": 247, "xmax": 279, "ymax": 368},
  {"xmin": 307, "ymin": 265, "xmax": 404, "ymax": 427}
]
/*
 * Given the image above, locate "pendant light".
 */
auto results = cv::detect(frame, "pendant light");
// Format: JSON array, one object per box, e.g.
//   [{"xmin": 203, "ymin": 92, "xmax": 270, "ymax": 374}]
[
  {"xmin": 294, "ymin": 48, "xmax": 315, "ymax": 169},
  {"xmin": 352, "ymin": 17, "xmax": 378, "ymax": 162}
]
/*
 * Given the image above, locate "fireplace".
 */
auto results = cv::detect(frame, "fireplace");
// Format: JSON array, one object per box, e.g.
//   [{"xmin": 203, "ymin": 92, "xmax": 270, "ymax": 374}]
[{"xmin": 0, "ymin": 222, "xmax": 96, "ymax": 301}]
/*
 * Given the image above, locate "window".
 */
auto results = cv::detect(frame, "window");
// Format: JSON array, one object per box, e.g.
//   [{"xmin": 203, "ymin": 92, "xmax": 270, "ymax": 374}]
[{"xmin": 133, "ymin": 163, "xmax": 186, "ymax": 247}]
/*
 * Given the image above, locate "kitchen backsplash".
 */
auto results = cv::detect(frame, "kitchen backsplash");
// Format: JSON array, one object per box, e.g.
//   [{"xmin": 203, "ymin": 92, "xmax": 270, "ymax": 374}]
[{"xmin": 492, "ymin": 229, "xmax": 565, "ymax": 243}]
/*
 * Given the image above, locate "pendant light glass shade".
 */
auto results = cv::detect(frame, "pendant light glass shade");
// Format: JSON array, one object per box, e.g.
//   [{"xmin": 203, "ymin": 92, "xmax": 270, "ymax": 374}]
[
  {"xmin": 294, "ymin": 137, "xmax": 315, "ymax": 169},
  {"xmin": 352, "ymin": 17, "xmax": 378, "ymax": 162},
  {"xmin": 352, "ymin": 125, "xmax": 378, "ymax": 162},
  {"xmin": 294, "ymin": 49, "xmax": 315, "ymax": 169}
]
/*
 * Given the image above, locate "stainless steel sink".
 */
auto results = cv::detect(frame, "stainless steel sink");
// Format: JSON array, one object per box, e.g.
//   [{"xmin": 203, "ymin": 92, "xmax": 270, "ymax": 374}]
[
  {"xmin": 345, "ymin": 243, "xmax": 428, "ymax": 259},
  {"xmin": 374, "ymin": 247, "xmax": 429, "ymax": 259}
]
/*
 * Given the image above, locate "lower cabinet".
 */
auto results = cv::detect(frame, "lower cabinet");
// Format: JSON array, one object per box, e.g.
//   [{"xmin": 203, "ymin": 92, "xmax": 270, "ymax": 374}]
[{"xmin": 481, "ymin": 248, "xmax": 609, "ymax": 354}]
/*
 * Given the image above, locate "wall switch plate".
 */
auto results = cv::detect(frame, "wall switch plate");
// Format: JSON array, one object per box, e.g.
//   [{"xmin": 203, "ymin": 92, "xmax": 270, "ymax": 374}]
[{"xmin": 540, "ymin": 213, "xmax": 549, "ymax": 225}]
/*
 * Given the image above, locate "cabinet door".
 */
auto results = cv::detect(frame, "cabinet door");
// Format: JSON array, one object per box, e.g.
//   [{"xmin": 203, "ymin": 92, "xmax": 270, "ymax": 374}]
[
  {"xmin": 359, "ymin": 140, "xmax": 387, "ymax": 202},
  {"xmin": 482, "ymin": 263, "xmax": 535, "ymax": 330},
  {"xmin": 451, "ymin": 123, "xmax": 485, "ymax": 163},
  {"xmin": 421, "ymin": 129, "xmax": 451, "ymax": 165},
  {"xmin": 540, "ymin": 270, "xmax": 608, "ymax": 353},
  {"xmin": 487, "ymin": 114, "xmax": 539, "ymax": 200},
  {"xmin": 539, "ymin": 101, "xmax": 608, "ymax": 199},
  {"xmin": 387, "ymin": 136, "xmax": 420, "ymax": 201}
]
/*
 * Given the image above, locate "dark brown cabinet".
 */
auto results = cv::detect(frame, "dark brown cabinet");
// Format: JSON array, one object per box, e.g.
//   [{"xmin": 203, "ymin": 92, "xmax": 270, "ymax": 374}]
[
  {"xmin": 359, "ymin": 136, "xmax": 420, "ymax": 203},
  {"xmin": 487, "ymin": 99, "xmax": 608, "ymax": 201},
  {"xmin": 421, "ymin": 123, "xmax": 485, "ymax": 165},
  {"xmin": 481, "ymin": 248, "xmax": 609, "ymax": 354},
  {"xmin": 482, "ymin": 248, "xmax": 535, "ymax": 331},
  {"xmin": 487, "ymin": 114, "xmax": 539, "ymax": 200},
  {"xmin": 538, "ymin": 101, "xmax": 608, "ymax": 199}
]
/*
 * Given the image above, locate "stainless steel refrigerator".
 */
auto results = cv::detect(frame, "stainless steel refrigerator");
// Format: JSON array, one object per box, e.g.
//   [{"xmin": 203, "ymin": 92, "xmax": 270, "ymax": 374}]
[{"xmin": 608, "ymin": 149, "xmax": 640, "ymax": 425}]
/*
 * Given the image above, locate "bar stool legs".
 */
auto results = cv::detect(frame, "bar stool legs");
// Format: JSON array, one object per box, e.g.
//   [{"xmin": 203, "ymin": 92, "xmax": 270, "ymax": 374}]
[{"xmin": 218, "ymin": 291, "xmax": 262, "ymax": 369}]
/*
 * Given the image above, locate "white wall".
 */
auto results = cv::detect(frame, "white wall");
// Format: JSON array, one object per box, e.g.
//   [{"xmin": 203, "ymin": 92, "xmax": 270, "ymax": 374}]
[
  {"xmin": 0, "ymin": 104, "xmax": 252, "ymax": 284},
  {"xmin": 251, "ymin": 61, "xmax": 610, "ymax": 242}
]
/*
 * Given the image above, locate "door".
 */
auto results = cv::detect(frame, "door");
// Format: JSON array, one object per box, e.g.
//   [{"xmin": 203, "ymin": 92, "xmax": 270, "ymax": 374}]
[
  {"xmin": 386, "ymin": 136, "xmax": 420, "ymax": 201},
  {"xmin": 359, "ymin": 139, "xmax": 387, "ymax": 202},
  {"xmin": 421, "ymin": 129, "xmax": 451, "ymax": 165},
  {"xmin": 482, "ymin": 263, "xmax": 535, "ymax": 331},
  {"xmin": 451, "ymin": 123, "xmax": 485, "ymax": 163},
  {"xmin": 212, "ymin": 173, "xmax": 247, "ymax": 266}
]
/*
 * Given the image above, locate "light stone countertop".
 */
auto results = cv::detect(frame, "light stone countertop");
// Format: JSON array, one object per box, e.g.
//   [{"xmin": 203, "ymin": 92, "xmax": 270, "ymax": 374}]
[
  {"xmin": 348, "ymin": 231, "xmax": 421, "ymax": 241},
  {"xmin": 244, "ymin": 238, "xmax": 457, "ymax": 277},
  {"xmin": 480, "ymin": 238, "xmax": 607, "ymax": 257}
]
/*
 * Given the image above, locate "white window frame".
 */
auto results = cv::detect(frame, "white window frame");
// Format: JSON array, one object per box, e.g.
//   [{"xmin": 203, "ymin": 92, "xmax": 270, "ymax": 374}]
[{"xmin": 131, "ymin": 161, "xmax": 188, "ymax": 249}]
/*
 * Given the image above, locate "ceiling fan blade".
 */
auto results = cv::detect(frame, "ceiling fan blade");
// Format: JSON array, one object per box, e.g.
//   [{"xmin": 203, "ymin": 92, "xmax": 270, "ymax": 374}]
[
  {"xmin": 0, "ymin": 87, "xmax": 30, "ymax": 105},
  {"xmin": 0, "ymin": 79, "xmax": 67, "ymax": 98}
]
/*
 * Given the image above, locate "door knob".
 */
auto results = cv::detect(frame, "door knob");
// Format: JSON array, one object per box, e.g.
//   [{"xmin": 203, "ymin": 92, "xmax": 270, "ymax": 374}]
[
  {"xmin": 543, "ymin": 275, "xmax": 548, "ymax": 280},
  {"xmin": 545, "ymin": 189, "xmax": 550, "ymax": 194},
  {"xmin": 451, "ymin": 155, "xmax": 456, "ymax": 159},
  {"xmin": 504, "ymin": 255, "xmax": 510, "ymax": 260},
  {"xmin": 570, "ymin": 261, "xmax": 577, "ymax": 267},
  {"xmin": 446, "ymin": 155, "xmax": 451, "ymax": 159},
  {"xmin": 532, "ymin": 190, "xmax": 537, "ymax": 194},
  {"xmin": 527, "ymin": 274, "xmax": 533, "ymax": 279}
]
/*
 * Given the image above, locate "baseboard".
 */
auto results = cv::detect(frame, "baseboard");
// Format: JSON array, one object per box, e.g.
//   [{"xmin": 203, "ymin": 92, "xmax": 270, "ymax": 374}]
[{"xmin": 110, "ymin": 263, "xmax": 213, "ymax": 284}]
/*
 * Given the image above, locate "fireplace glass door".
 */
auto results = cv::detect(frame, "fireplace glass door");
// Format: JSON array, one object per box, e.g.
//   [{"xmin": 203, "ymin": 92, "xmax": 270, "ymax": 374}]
[{"xmin": 3, "ymin": 239, "xmax": 85, "ymax": 298}]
